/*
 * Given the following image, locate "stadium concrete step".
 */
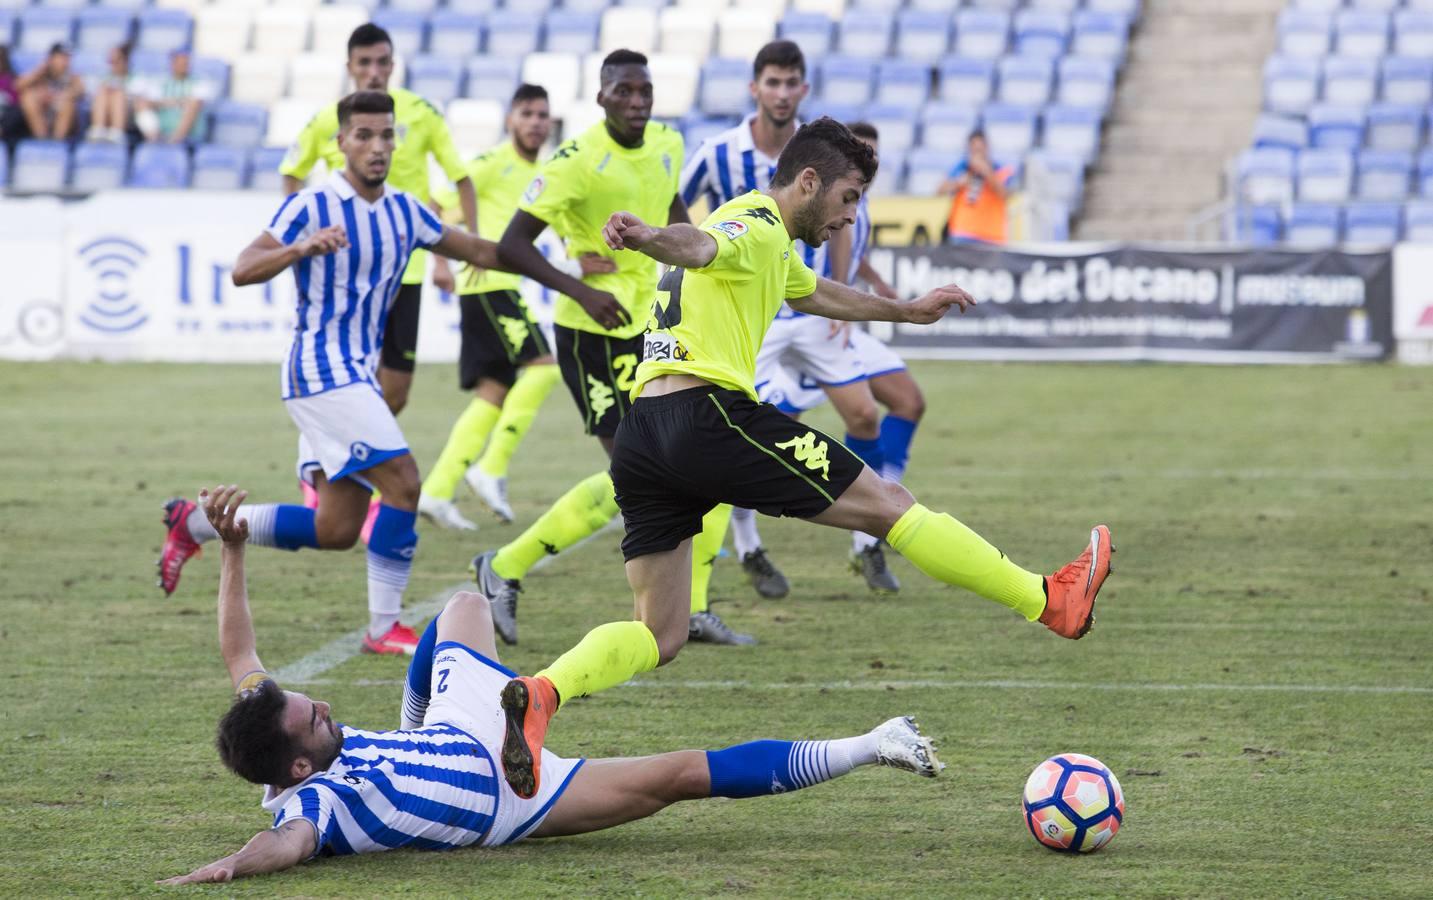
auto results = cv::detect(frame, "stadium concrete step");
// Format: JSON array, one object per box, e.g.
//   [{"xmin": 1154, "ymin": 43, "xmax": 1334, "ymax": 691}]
[{"xmin": 1071, "ymin": 0, "xmax": 1283, "ymax": 242}]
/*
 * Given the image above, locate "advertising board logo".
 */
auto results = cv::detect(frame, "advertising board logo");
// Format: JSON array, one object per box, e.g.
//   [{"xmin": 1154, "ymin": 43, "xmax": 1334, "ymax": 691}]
[{"xmin": 77, "ymin": 236, "xmax": 149, "ymax": 333}]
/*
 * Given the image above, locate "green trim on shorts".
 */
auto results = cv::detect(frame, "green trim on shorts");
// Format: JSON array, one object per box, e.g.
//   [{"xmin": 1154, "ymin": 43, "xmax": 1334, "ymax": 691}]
[{"xmin": 706, "ymin": 393, "xmax": 836, "ymax": 505}]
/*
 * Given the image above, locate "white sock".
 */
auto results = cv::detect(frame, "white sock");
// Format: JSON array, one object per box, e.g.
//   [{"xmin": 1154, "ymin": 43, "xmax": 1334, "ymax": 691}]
[
  {"xmin": 852, "ymin": 530, "xmax": 881, "ymax": 553},
  {"xmin": 795, "ymin": 733, "xmax": 880, "ymax": 786},
  {"xmin": 369, "ymin": 611, "xmax": 400, "ymax": 639},
  {"xmin": 186, "ymin": 506, "xmax": 218, "ymax": 543},
  {"xmin": 731, "ymin": 506, "xmax": 763, "ymax": 559},
  {"xmin": 400, "ymin": 681, "xmax": 429, "ymax": 730}
]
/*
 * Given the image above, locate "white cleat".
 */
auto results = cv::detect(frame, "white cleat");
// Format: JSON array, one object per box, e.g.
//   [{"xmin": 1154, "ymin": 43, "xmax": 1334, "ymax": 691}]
[
  {"xmin": 465, "ymin": 467, "xmax": 514, "ymax": 523},
  {"xmin": 417, "ymin": 493, "xmax": 477, "ymax": 531},
  {"xmin": 873, "ymin": 716, "xmax": 945, "ymax": 778}
]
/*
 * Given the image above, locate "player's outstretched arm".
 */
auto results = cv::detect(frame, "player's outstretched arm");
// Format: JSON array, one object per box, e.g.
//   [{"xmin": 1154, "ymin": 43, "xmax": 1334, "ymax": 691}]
[
  {"xmin": 200, "ymin": 485, "xmax": 266, "ymax": 691},
  {"xmin": 231, "ymin": 228, "xmax": 347, "ymax": 286},
  {"xmin": 788, "ymin": 276, "xmax": 976, "ymax": 324},
  {"xmin": 158, "ymin": 820, "xmax": 316, "ymax": 885},
  {"xmin": 602, "ymin": 212, "xmax": 717, "ymax": 270},
  {"xmin": 498, "ymin": 211, "xmax": 629, "ymax": 330}
]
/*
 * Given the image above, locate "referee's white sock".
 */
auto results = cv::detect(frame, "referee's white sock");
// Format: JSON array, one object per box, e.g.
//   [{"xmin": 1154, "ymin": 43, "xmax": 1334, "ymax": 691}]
[{"xmin": 730, "ymin": 506, "xmax": 763, "ymax": 559}]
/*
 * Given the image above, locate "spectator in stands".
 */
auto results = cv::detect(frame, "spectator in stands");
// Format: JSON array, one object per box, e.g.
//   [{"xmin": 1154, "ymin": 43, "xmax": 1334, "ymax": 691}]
[
  {"xmin": 938, "ymin": 130, "xmax": 1015, "ymax": 245},
  {"xmin": 86, "ymin": 43, "xmax": 133, "ymax": 144},
  {"xmin": 135, "ymin": 49, "xmax": 211, "ymax": 144},
  {"xmin": 0, "ymin": 46, "xmax": 23, "ymax": 144},
  {"xmin": 16, "ymin": 43, "xmax": 83, "ymax": 141}
]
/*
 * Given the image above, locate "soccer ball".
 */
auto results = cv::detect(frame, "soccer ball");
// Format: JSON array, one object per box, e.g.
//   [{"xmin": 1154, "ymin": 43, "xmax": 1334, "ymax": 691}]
[{"xmin": 1022, "ymin": 753, "xmax": 1124, "ymax": 853}]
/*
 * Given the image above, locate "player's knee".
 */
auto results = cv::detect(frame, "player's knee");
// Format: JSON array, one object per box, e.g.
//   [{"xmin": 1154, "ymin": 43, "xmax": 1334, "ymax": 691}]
[
  {"xmin": 892, "ymin": 388, "xmax": 926, "ymax": 422},
  {"xmin": 317, "ymin": 517, "xmax": 361, "ymax": 550},
  {"xmin": 872, "ymin": 479, "xmax": 916, "ymax": 533},
  {"xmin": 654, "ymin": 624, "xmax": 688, "ymax": 666},
  {"xmin": 444, "ymin": 591, "xmax": 493, "ymax": 628},
  {"xmin": 844, "ymin": 402, "xmax": 880, "ymax": 438},
  {"xmin": 669, "ymin": 750, "xmax": 713, "ymax": 800}
]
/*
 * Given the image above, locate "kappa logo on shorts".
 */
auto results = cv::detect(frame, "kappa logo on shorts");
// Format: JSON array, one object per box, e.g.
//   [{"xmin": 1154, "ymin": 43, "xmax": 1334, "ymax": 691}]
[
  {"xmin": 349, "ymin": 441, "xmax": 372, "ymax": 462},
  {"xmin": 775, "ymin": 431, "xmax": 832, "ymax": 481},
  {"xmin": 498, "ymin": 314, "xmax": 530, "ymax": 350},
  {"xmin": 587, "ymin": 374, "xmax": 616, "ymax": 421},
  {"xmin": 710, "ymin": 219, "xmax": 749, "ymax": 241}
]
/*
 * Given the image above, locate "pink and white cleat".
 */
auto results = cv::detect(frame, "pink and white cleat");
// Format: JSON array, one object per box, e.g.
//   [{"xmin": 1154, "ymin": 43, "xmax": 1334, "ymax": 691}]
[
  {"xmin": 157, "ymin": 498, "xmax": 202, "ymax": 596},
  {"xmin": 362, "ymin": 622, "xmax": 420, "ymax": 655}
]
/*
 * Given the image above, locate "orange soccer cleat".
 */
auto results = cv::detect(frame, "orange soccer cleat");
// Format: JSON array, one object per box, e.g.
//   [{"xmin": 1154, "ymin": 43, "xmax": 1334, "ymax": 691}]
[
  {"xmin": 499, "ymin": 675, "xmax": 559, "ymax": 799},
  {"xmin": 362, "ymin": 622, "xmax": 421, "ymax": 656},
  {"xmin": 1040, "ymin": 525, "xmax": 1114, "ymax": 640}
]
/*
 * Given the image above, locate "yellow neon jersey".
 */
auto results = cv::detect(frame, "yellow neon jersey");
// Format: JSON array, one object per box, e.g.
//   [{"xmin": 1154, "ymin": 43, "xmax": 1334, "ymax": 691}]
[
  {"xmin": 633, "ymin": 191, "xmax": 817, "ymax": 401},
  {"xmin": 434, "ymin": 141, "xmax": 536, "ymax": 295},
  {"xmin": 519, "ymin": 119, "xmax": 683, "ymax": 339}
]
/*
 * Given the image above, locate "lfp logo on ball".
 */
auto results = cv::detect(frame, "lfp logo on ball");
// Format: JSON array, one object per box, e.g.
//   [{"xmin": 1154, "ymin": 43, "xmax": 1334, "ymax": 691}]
[{"xmin": 76, "ymin": 236, "xmax": 149, "ymax": 334}]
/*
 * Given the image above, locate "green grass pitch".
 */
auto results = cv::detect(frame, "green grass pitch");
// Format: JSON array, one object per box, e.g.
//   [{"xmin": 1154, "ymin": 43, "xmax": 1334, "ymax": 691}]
[{"xmin": 2, "ymin": 360, "xmax": 1431, "ymax": 897}]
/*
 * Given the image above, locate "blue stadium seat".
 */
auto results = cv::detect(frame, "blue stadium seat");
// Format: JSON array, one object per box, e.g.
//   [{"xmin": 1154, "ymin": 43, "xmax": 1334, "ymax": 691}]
[
  {"xmin": 1264, "ymin": 56, "xmax": 1321, "ymax": 116},
  {"xmin": 1277, "ymin": 9, "xmax": 1333, "ymax": 59},
  {"xmin": 779, "ymin": 12, "xmax": 834, "ymax": 58},
  {"xmin": 1379, "ymin": 57, "xmax": 1433, "ymax": 106},
  {"xmin": 247, "ymin": 147, "xmax": 287, "ymax": 192},
  {"xmin": 18, "ymin": 9, "xmax": 75, "ymax": 53},
  {"xmin": 1027, "ymin": 149, "xmax": 1086, "ymax": 208},
  {"xmin": 838, "ymin": 10, "xmax": 894, "ymax": 59},
  {"xmin": 1285, "ymin": 203, "xmax": 1342, "ymax": 247},
  {"xmin": 76, "ymin": 8, "xmax": 134, "ymax": 54},
  {"xmin": 954, "ymin": 11, "xmax": 1010, "ymax": 60},
  {"xmin": 1365, "ymin": 103, "xmax": 1424, "ymax": 152},
  {"xmin": 997, "ymin": 56, "xmax": 1054, "ymax": 106},
  {"xmin": 445, "ymin": 0, "xmax": 502, "ymax": 12},
  {"xmin": 191, "ymin": 56, "xmax": 230, "ymax": 101},
  {"xmin": 95, "ymin": 0, "xmax": 151, "ymax": 9},
  {"xmin": 1334, "ymin": 11, "xmax": 1390, "ymax": 59},
  {"xmin": 385, "ymin": 0, "xmax": 443, "ymax": 12},
  {"xmin": 129, "ymin": 49, "xmax": 170, "ymax": 82},
  {"xmin": 938, "ymin": 58, "xmax": 995, "ymax": 106},
  {"xmin": 12, "ymin": 141, "xmax": 71, "ymax": 193},
  {"xmin": 872, "ymin": 148, "xmax": 907, "ymax": 195},
  {"xmin": 804, "ymin": 100, "xmax": 862, "ymax": 126},
  {"xmin": 544, "ymin": 11, "xmax": 599, "ymax": 54},
  {"xmin": 905, "ymin": 146, "xmax": 957, "ymax": 196},
  {"xmin": 559, "ymin": 0, "xmax": 607, "ymax": 12},
  {"xmin": 1013, "ymin": 10, "xmax": 1070, "ymax": 59},
  {"xmin": 192, "ymin": 144, "xmax": 249, "ymax": 190},
  {"xmin": 0, "ymin": 13, "xmax": 14, "ymax": 50},
  {"xmin": 1321, "ymin": 56, "xmax": 1377, "ymax": 107},
  {"xmin": 70, "ymin": 142, "xmax": 128, "ymax": 192},
  {"xmin": 1235, "ymin": 205, "xmax": 1283, "ymax": 246},
  {"xmin": 1404, "ymin": 201, "xmax": 1433, "ymax": 241},
  {"xmin": 873, "ymin": 59, "xmax": 929, "ymax": 108},
  {"xmin": 1251, "ymin": 114, "xmax": 1308, "ymax": 152},
  {"xmin": 71, "ymin": 50, "xmax": 110, "ymax": 94},
  {"xmin": 981, "ymin": 102, "xmax": 1038, "ymax": 160},
  {"xmin": 0, "ymin": 148, "xmax": 7, "ymax": 191},
  {"xmin": 861, "ymin": 103, "xmax": 916, "ymax": 153},
  {"xmin": 1087, "ymin": 0, "xmax": 1141, "ymax": 14},
  {"xmin": 373, "ymin": 10, "xmax": 428, "ymax": 57},
  {"xmin": 10, "ymin": 50, "xmax": 43, "ymax": 78},
  {"xmin": 463, "ymin": 56, "xmax": 521, "ymax": 103},
  {"xmin": 1238, "ymin": 147, "xmax": 1296, "ymax": 205},
  {"xmin": 408, "ymin": 55, "xmax": 464, "ymax": 106},
  {"xmin": 1298, "ymin": 149, "xmax": 1355, "ymax": 202},
  {"xmin": 1042, "ymin": 105, "xmax": 1101, "ymax": 162},
  {"xmin": 1356, "ymin": 149, "xmax": 1413, "ymax": 201},
  {"xmin": 1307, "ymin": 105, "xmax": 1366, "ymax": 150},
  {"xmin": 895, "ymin": 10, "xmax": 951, "ymax": 63},
  {"xmin": 1417, "ymin": 148, "xmax": 1433, "ymax": 195},
  {"xmin": 1056, "ymin": 56, "xmax": 1115, "ymax": 110},
  {"xmin": 818, "ymin": 57, "xmax": 875, "ymax": 106},
  {"xmin": 852, "ymin": 0, "xmax": 905, "ymax": 11},
  {"xmin": 700, "ymin": 58, "xmax": 750, "ymax": 117},
  {"xmin": 1027, "ymin": 0, "xmax": 1081, "ymax": 13},
  {"xmin": 1348, "ymin": 0, "xmax": 1399, "ymax": 12},
  {"xmin": 129, "ymin": 143, "xmax": 190, "ymax": 188},
  {"xmin": 136, "ymin": 8, "xmax": 192, "ymax": 54},
  {"xmin": 210, "ymin": 101, "xmax": 268, "ymax": 149},
  {"xmin": 1393, "ymin": 11, "xmax": 1433, "ymax": 57},
  {"xmin": 1070, "ymin": 11, "xmax": 1130, "ymax": 61},
  {"xmin": 921, "ymin": 104, "xmax": 979, "ymax": 149},
  {"xmin": 679, "ymin": 115, "xmax": 737, "ymax": 151},
  {"xmin": 429, "ymin": 13, "xmax": 484, "ymax": 59},
  {"xmin": 485, "ymin": 11, "xmax": 542, "ymax": 59},
  {"xmin": 1344, "ymin": 203, "xmax": 1401, "ymax": 243}
]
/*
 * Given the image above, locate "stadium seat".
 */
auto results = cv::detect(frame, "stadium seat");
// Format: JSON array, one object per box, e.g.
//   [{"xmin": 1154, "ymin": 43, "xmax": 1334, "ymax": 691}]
[
  {"xmin": 981, "ymin": 102, "xmax": 1038, "ymax": 160},
  {"xmin": 191, "ymin": 144, "xmax": 249, "ymax": 190},
  {"xmin": 1417, "ymin": 148, "xmax": 1433, "ymax": 195},
  {"xmin": 287, "ymin": 54, "xmax": 345, "ymax": 104},
  {"xmin": 136, "ymin": 8, "xmax": 191, "ymax": 54},
  {"xmin": 837, "ymin": 10, "xmax": 894, "ymax": 58},
  {"xmin": 650, "ymin": 53, "xmax": 700, "ymax": 118},
  {"xmin": 679, "ymin": 114, "xmax": 735, "ymax": 151},
  {"xmin": 700, "ymin": 57, "xmax": 751, "ymax": 116},
  {"xmin": 1334, "ymin": 11, "xmax": 1390, "ymax": 59},
  {"xmin": 190, "ymin": 55, "xmax": 231, "ymax": 101},
  {"xmin": 407, "ymin": 55, "xmax": 464, "ymax": 106},
  {"xmin": 804, "ymin": 99, "xmax": 862, "ymax": 127},
  {"xmin": 905, "ymin": 147, "xmax": 955, "ymax": 195},
  {"xmin": 1393, "ymin": 11, "xmax": 1433, "ymax": 57},
  {"xmin": 1344, "ymin": 204, "xmax": 1402, "ymax": 243},
  {"xmin": 193, "ymin": 6, "xmax": 252, "ymax": 62},
  {"xmin": 921, "ymin": 103, "xmax": 978, "ymax": 149},
  {"xmin": 76, "ymin": 8, "xmax": 135, "ymax": 54},
  {"xmin": 1349, "ymin": 0, "xmax": 1399, "ymax": 12},
  {"xmin": 818, "ymin": 56, "xmax": 874, "ymax": 106},
  {"xmin": 954, "ymin": 11, "xmax": 1010, "ymax": 60},
  {"xmin": 1290, "ymin": 0, "xmax": 1341, "ymax": 10},
  {"xmin": 1321, "ymin": 56, "xmax": 1378, "ymax": 107},
  {"xmin": 545, "ymin": 11, "xmax": 600, "ymax": 54},
  {"xmin": 1285, "ymin": 203, "xmax": 1342, "ymax": 247},
  {"xmin": 34, "ymin": 0, "xmax": 87, "ymax": 9},
  {"xmin": 560, "ymin": 0, "xmax": 609, "ymax": 11},
  {"xmin": 70, "ymin": 142, "xmax": 128, "ymax": 192},
  {"xmin": 373, "ymin": 9, "xmax": 428, "ymax": 58},
  {"xmin": 1026, "ymin": 0, "xmax": 1081, "ymax": 12},
  {"xmin": 1042, "ymin": 105, "xmax": 1101, "ymax": 161},
  {"xmin": 18, "ymin": 9, "xmax": 75, "ymax": 53},
  {"xmin": 873, "ymin": 59, "xmax": 929, "ymax": 108},
  {"xmin": 486, "ymin": 11, "xmax": 543, "ymax": 59},
  {"xmin": 0, "ymin": 12, "xmax": 14, "ymax": 50},
  {"xmin": 1056, "ymin": 56, "xmax": 1115, "ymax": 110},
  {"xmin": 659, "ymin": 8, "xmax": 717, "ymax": 56},
  {"xmin": 1298, "ymin": 148, "xmax": 1354, "ymax": 202},
  {"xmin": 869, "ymin": 146, "xmax": 906, "ymax": 196},
  {"xmin": 1234, "ymin": 205, "xmax": 1283, "ymax": 246},
  {"xmin": 463, "ymin": 57, "xmax": 521, "ymax": 103},
  {"xmin": 1251, "ymin": 113, "xmax": 1308, "ymax": 152},
  {"xmin": 251, "ymin": 7, "xmax": 311, "ymax": 57},
  {"xmin": 128, "ymin": 143, "xmax": 190, "ymax": 189},
  {"xmin": 600, "ymin": 7, "xmax": 658, "ymax": 55},
  {"xmin": 997, "ymin": 56, "xmax": 1054, "ymax": 106},
  {"xmin": 1403, "ymin": 201, "xmax": 1433, "ymax": 241},
  {"xmin": 850, "ymin": 0, "xmax": 903, "ymax": 10},
  {"xmin": 717, "ymin": 9, "xmax": 775, "ymax": 59},
  {"xmin": 967, "ymin": 0, "xmax": 1020, "ymax": 10},
  {"xmin": 1026, "ymin": 149, "xmax": 1086, "ymax": 208},
  {"xmin": 779, "ymin": 12, "xmax": 835, "ymax": 58},
  {"xmin": 732, "ymin": 0, "xmax": 788, "ymax": 20},
  {"xmin": 446, "ymin": 0, "xmax": 502, "ymax": 12},
  {"xmin": 1379, "ymin": 57, "xmax": 1432, "ymax": 106},
  {"xmin": 129, "ymin": 49, "xmax": 169, "ymax": 84},
  {"xmin": 246, "ymin": 147, "xmax": 288, "ymax": 192},
  {"xmin": 1277, "ymin": 9, "xmax": 1333, "ymax": 59},
  {"xmin": 310, "ymin": 6, "xmax": 368, "ymax": 55},
  {"xmin": 265, "ymin": 99, "xmax": 317, "ymax": 149},
  {"xmin": 522, "ymin": 51, "xmax": 580, "ymax": 109},
  {"xmin": 795, "ymin": 0, "xmax": 849, "ymax": 16},
  {"xmin": 429, "ymin": 13, "xmax": 484, "ymax": 58},
  {"xmin": 1356, "ymin": 149, "xmax": 1413, "ymax": 201},
  {"xmin": 1014, "ymin": 10, "xmax": 1070, "ymax": 59},
  {"xmin": 1238, "ymin": 147, "xmax": 1296, "ymax": 205},
  {"xmin": 209, "ymin": 101, "xmax": 269, "ymax": 149},
  {"xmin": 1307, "ymin": 105, "xmax": 1366, "ymax": 150},
  {"xmin": 385, "ymin": 0, "xmax": 442, "ymax": 12},
  {"xmin": 1087, "ymin": 0, "xmax": 1141, "ymax": 16},
  {"xmin": 229, "ymin": 54, "xmax": 288, "ymax": 107},
  {"xmin": 71, "ymin": 50, "xmax": 109, "ymax": 94},
  {"xmin": 861, "ymin": 103, "xmax": 915, "ymax": 153},
  {"xmin": 1365, "ymin": 103, "xmax": 1424, "ymax": 152},
  {"xmin": 1263, "ymin": 56, "xmax": 1321, "ymax": 116},
  {"xmin": 446, "ymin": 98, "xmax": 504, "ymax": 154},
  {"xmin": 893, "ymin": 10, "xmax": 950, "ymax": 63},
  {"xmin": 938, "ymin": 58, "xmax": 994, "ymax": 106},
  {"xmin": 1070, "ymin": 11, "xmax": 1130, "ymax": 61}
]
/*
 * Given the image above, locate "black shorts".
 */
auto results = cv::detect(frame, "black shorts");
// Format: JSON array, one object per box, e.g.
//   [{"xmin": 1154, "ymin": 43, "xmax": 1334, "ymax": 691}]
[
  {"xmin": 380, "ymin": 282, "xmax": 423, "ymax": 373},
  {"xmin": 554, "ymin": 325, "xmax": 642, "ymax": 438},
  {"xmin": 458, "ymin": 290, "xmax": 550, "ymax": 389},
  {"xmin": 610, "ymin": 387, "xmax": 866, "ymax": 560}
]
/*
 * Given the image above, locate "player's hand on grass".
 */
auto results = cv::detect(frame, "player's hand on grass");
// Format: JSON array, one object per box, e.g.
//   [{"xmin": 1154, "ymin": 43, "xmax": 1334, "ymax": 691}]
[
  {"xmin": 202, "ymin": 485, "xmax": 250, "ymax": 545},
  {"xmin": 577, "ymin": 287, "xmax": 631, "ymax": 331},
  {"xmin": 432, "ymin": 257, "xmax": 456, "ymax": 294},
  {"xmin": 158, "ymin": 862, "xmax": 235, "ymax": 885},
  {"xmin": 297, "ymin": 225, "xmax": 348, "ymax": 258},
  {"xmin": 578, "ymin": 253, "xmax": 618, "ymax": 276},
  {"xmin": 905, "ymin": 284, "xmax": 977, "ymax": 324},
  {"xmin": 602, "ymin": 211, "xmax": 658, "ymax": 252}
]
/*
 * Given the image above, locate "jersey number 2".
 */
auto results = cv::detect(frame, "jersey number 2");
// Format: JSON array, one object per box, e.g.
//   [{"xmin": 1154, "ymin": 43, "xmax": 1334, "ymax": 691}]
[{"xmin": 436, "ymin": 669, "xmax": 451, "ymax": 694}]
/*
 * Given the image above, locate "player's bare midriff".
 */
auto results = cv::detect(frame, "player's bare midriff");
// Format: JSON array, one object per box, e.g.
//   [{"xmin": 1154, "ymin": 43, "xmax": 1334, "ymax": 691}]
[{"xmin": 637, "ymin": 373, "xmax": 714, "ymax": 397}]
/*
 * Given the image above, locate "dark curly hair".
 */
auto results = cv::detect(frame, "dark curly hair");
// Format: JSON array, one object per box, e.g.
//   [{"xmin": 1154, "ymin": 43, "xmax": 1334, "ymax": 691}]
[
  {"xmin": 771, "ymin": 117, "xmax": 879, "ymax": 190},
  {"xmin": 216, "ymin": 679, "xmax": 299, "ymax": 787}
]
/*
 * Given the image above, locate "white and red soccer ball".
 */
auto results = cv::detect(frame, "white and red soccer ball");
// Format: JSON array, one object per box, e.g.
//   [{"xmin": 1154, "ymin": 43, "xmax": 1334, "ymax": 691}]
[{"xmin": 1022, "ymin": 753, "xmax": 1124, "ymax": 853}]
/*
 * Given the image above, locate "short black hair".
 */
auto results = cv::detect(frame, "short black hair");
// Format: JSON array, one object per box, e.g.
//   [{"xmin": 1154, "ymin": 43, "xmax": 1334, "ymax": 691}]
[
  {"xmin": 968, "ymin": 129, "xmax": 987, "ymax": 144},
  {"xmin": 602, "ymin": 48, "xmax": 648, "ymax": 70},
  {"xmin": 770, "ymin": 117, "xmax": 878, "ymax": 190},
  {"xmin": 848, "ymin": 121, "xmax": 879, "ymax": 142},
  {"xmin": 511, "ymin": 82, "xmax": 548, "ymax": 106},
  {"xmin": 347, "ymin": 23, "xmax": 393, "ymax": 55},
  {"xmin": 338, "ymin": 89, "xmax": 395, "ymax": 128},
  {"xmin": 753, "ymin": 40, "xmax": 805, "ymax": 80},
  {"xmin": 216, "ymin": 679, "xmax": 299, "ymax": 787}
]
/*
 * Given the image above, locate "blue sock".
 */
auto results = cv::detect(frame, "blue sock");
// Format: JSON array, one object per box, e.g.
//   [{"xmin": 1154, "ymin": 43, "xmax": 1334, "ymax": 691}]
[
  {"xmin": 878, "ymin": 415, "xmax": 918, "ymax": 482},
  {"xmin": 366, "ymin": 505, "xmax": 417, "ymax": 637},
  {"xmin": 237, "ymin": 504, "xmax": 318, "ymax": 550},
  {"xmin": 844, "ymin": 433, "xmax": 885, "ymax": 473},
  {"xmin": 400, "ymin": 615, "xmax": 440, "ymax": 729},
  {"xmin": 705, "ymin": 735, "xmax": 875, "ymax": 798}
]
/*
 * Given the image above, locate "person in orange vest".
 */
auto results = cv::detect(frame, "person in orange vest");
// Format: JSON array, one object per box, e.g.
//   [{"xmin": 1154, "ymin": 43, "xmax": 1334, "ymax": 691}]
[{"xmin": 939, "ymin": 130, "xmax": 1014, "ymax": 245}]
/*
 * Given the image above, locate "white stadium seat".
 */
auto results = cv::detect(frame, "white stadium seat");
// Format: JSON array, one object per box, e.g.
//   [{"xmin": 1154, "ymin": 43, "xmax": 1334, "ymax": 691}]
[
  {"xmin": 601, "ymin": 7, "xmax": 660, "ymax": 55},
  {"xmin": 288, "ymin": 53, "xmax": 346, "ymax": 104},
  {"xmin": 229, "ymin": 54, "xmax": 289, "ymax": 106},
  {"xmin": 718, "ymin": 9, "xmax": 776, "ymax": 59},
  {"xmin": 311, "ymin": 6, "xmax": 370, "ymax": 56},
  {"xmin": 793, "ymin": 0, "xmax": 847, "ymax": 18},
  {"xmin": 649, "ymin": 53, "xmax": 700, "ymax": 117},
  {"xmin": 266, "ymin": 98, "xmax": 321, "ymax": 149},
  {"xmin": 194, "ymin": 6, "xmax": 253, "ymax": 61},
  {"xmin": 659, "ymin": 7, "xmax": 717, "ymax": 57},
  {"xmin": 523, "ymin": 52, "xmax": 582, "ymax": 109},
  {"xmin": 733, "ymin": 0, "xmax": 790, "ymax": 20},
  {"xmin": 447, "ymin": 98, "xmax": 506, "ymax": 156},
  {"xmin": 252, "ymin": 7, "xmax": 312, "ymax": 57}
]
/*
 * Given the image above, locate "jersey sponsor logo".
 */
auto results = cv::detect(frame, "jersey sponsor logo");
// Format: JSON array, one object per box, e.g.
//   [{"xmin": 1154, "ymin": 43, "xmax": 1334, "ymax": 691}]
[
  {"xmin": 587, "ymin": 374, "xmax": 616, "ymax": 422},
  {"xmin": 641, "ymin": 331, "xmax": 690, "ymax": 363},
  {"xmin": 740, "ymin": 207, "xmax": 780, "ymax": 227},
  {"xmin": 498, "ymin": 314, "xmax": 530, "ymax": 351},
  {"xmin": 522, "ymin": 176, "xmax": 545, "ymax": 204},
  {"xmin": 661, "ymin": 153, "xmax": 672, "ymax": 177},
  {"xmin": 396, "ymin": 123, "xmax": 409, "ymax": 144},
  {"xmin": 775, "ymin": 431, "xmax": 832, "ymax": 481},
  {"xmin": 350, "ymin": 441, "xmax": 373, "ymax": 462},
  {"xmin": 710, "ymin": 220, "xmax": 749, "ymax": 241}
]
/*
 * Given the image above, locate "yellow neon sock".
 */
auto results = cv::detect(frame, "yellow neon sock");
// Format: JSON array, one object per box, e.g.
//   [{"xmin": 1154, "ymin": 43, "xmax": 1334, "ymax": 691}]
[
  {"xmin": 476, "ymin": 365, "xmax": 560, "ymax": 479},
  {"xmin": 422, "ymin": 397, "xmax": 501, "ymax": 500},
  {"xmin": 886, "ymin": 503, "xmax": 1046, "ymax": 621},
  {"xmin": 491, "ymin": 470, "xmax": 617, "ymax": 581},
  {"xmin": 689, "ymin": 504, "xmax": 732, "ymax": 613},
  {"xmin": 537, "ymin": 620, "xmax": 660, "ymax": 706}
]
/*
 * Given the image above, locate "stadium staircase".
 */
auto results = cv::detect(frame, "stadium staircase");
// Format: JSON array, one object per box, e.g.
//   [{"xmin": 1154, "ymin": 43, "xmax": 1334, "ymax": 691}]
[{"xmin": 1073, "ymin": 0, "xmax": 1285, "ymax": 240}]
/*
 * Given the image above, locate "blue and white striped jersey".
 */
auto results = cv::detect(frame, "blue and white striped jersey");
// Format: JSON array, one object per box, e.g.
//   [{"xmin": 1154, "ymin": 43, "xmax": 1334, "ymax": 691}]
[
  {"xmin": 833, "ymin": 195, "xmax": 872, "ymax": 286},
  {"xmin": 263, "ymin": 722, "xmax": 500, "ymax": 855},
  {"xmin": 266, "ymin": 172, "xmax": 444, "ymax": 400}
]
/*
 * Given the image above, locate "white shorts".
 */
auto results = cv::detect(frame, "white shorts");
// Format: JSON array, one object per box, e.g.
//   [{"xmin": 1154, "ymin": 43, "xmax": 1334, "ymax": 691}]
[
  {"xmin": 424, "ymin": 640, "xmax": 584, "ymax": 847},
  {"xmin": 284, "ymin": 381, "xmax": 409, "ymax": 487},
  {"xmin": 755, "ymin": 315, "xmax": 868, "ymax": 389},
  {"xmin": 755, "ymin": 322, "xmax": 907, "ymax": 414}
]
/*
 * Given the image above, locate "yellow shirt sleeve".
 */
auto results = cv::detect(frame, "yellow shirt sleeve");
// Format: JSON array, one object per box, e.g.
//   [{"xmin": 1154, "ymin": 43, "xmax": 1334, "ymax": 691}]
[
  {"xmin": 694, "ymin": 212, "xmax": 777, "ymax": 282},
  {"xmin": 278, "ymin": 111, "xmax": 328, "ymax": 179},
  {"xmin": 520, "ymin": 139, "xmax": 588, "ymax": 225},
  {"xmin": 423, "ymin": 105, "xmax": 469, "ymax": 184},
  {"xmin": 785, "ymin": 247, "xmax": 818, "ymax": 300}
]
